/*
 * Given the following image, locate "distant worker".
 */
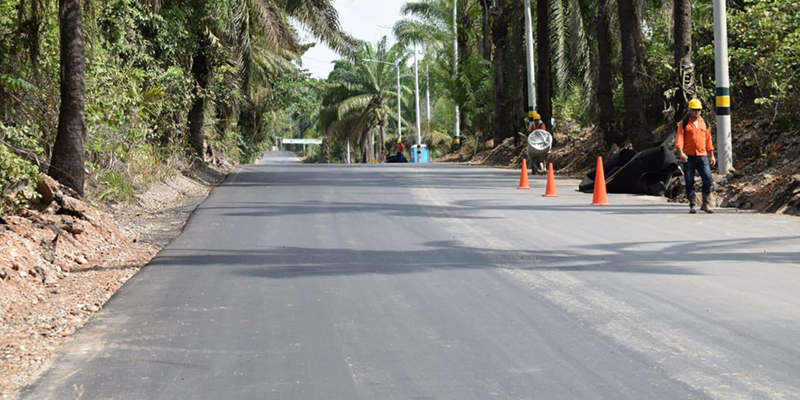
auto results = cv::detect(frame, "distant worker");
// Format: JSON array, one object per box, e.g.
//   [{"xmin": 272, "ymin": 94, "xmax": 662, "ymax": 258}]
[
  {"xmin": 676, "ymin": 99, "xmax": 716, "ymax": 214},
  {"xmin": 531, "ymin": 111, "xmax": 547, "ymax": 131},
  {"xmin": 386, "ymin": 138, "xmax": 407, "ymax": 163}
]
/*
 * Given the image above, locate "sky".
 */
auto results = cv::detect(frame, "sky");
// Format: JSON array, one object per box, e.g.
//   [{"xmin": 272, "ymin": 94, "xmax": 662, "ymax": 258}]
[{"xmin": 297, "ymin": 0, "xmax": 409, "ymax": 79}]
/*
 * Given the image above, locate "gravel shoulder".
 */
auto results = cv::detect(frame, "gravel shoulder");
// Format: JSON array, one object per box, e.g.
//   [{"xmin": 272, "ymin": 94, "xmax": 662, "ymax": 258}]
[{"xmin": 0, "ymin": 162, "xmax": 228, "ymax": 399}]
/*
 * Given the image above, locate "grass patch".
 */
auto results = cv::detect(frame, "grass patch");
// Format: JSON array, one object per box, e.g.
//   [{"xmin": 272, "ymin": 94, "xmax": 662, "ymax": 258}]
[{"xmin": 98, "ymin": 171, "xmax": 135, "ymax": 204}]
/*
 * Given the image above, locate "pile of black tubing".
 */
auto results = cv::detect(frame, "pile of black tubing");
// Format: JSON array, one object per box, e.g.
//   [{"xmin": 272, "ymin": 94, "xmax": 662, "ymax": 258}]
[{"xmin": 579, "ymin": 145, "xmax": 682, "ymax": 196}]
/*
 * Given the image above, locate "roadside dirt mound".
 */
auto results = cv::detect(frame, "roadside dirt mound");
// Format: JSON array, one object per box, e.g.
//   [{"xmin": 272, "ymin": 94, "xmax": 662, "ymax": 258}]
[
  {"xmin": 0, "ymin": 163, "xmax": 228, "ymax": 399},
  {"xmin": 480, "ymin": 138, "xmax": 527, "ymax": 168},
  {"xmin": 437, "ymin": 129, "xmax": 611, "ymax": 178},
  {"xmin": 548, "ymin": 131, "xmax": 608, "ymax": 177},
  {"xmin": 716, "ymin": 119, "xmax": 800, "ymax": 215},
  {"xmin": 0, "ymin": 175, "xmax": 156, "ymax": 397}
]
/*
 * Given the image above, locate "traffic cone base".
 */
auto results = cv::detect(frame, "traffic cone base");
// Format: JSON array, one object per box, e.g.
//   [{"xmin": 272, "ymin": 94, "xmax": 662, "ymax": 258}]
[
  {"xmin": 518, "ymin": 158, "xmax": 531, "ymax": 190},
  {"xmin": 592, "ymin": 156, "xmax": 610, "ymax": 205},
  {"xmin": 543, "ymin": 163, "xmax": 559, "ymax": 197}
]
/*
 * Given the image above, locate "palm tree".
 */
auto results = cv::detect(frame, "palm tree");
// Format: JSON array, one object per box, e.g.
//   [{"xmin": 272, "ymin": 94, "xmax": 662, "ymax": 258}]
[
  {"xmin": 536, "ymin": 0, "xmax": 553, "ymax": 133},
  {"xmin": 490, "ymin": 0, "xmax": 512, "ymax": 144},
  {"xmin": 183, "ymin": 0, "xmax": 357, "ymax": 159},
  {"xmin": 394, "ymin": 0, "xmax": 470, "ymax": 134},
  {"xmin": 321, "ymin": 38, "xmax": 410, "ymax": 163},
  {"xmin": 617, "ymin": 0, "xmax": 655, "ymax": 151},
  {"xmin": 596, "ymin": 0, "xmax": 621, "ymax": 145},
  {"xmin": 673, "ymin": 0, "xmax": 694, "ymax": 118},
  {"xmin": 548, "ymin": 0, "xmax": 621, "ymax": 145},
  {"xmin": 49, "ymin": 0, "xmax": 87, "ymax": 196}
]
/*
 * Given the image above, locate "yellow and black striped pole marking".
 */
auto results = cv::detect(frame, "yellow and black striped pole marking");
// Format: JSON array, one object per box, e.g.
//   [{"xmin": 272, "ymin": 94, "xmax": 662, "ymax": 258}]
[{"xmin": 715, "ymin": 87, "xmax": 731, "ymax": 116}]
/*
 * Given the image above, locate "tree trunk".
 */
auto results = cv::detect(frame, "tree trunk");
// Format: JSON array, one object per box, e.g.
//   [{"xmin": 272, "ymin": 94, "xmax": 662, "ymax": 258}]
[
  {"xmin": 380, "ymin": 113, "xmax": 387, "ymax": 162},
  {"xmin": 536, "ymin": 0, "xmax": 553, "ymax": 132},
  {"xmin": 512, "ymin": 11, "xmax": 526, "ymax": 145},
  {"xmin": 21, "ymin": 0, "xmax": 43, "ymax": 76},
  {"xmin": 457, "ymin": 2, "xmax": 470, "ymax": 131},
  {"xmin": 673, "ymin": 0, "xmax": 693, "ymax": 116},
  {"xmin": 188, "ymin": 38, "xmax": 210, "ymax": 158},
  {"xmin": 480, "ymin": 0, "xmax": 493, "ymax": 61},
  {"xmin": 617, "ymin": 0, "xmax": 655, "ymax": 151},
  {"xmin": 597, "ymin": 0, "xmax": 622, "ymax": 146},
  {"xmin": 369, "ymin": 130, "xmax": 375, "ymax": 163},
  {"xmin": 49, "ymin": 0, "xmax": 86, "ymax": 197},
  {"xmin": 360, "ymin": 131, "xmax": 371, "ymax": 164},
  {"xmin": 491, "ymin": 0, "xmax": 510, "ymax": 144}
]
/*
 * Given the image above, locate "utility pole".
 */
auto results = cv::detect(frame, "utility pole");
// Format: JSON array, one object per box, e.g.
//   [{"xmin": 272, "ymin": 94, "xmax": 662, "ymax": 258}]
[
  {"xmin": 414, "ymin": 43, "xmax": 423, "ymax": 161},
  {"xmin": 397, "ymin": 61, "xmax": 402, "ymax": 143},
  {"xmin": 453, "ymin": 0, "xmax": 460, "ymax": 148},
  {"xmin": 523, "ymin": 0, "xmax": 537, "ymax": 127},
  {"xmin": 713, "ymin": 0, "xmax": 733, "ymax": 174},
  {"xmin": 347, "ymin": 139, "xmax": 351, "ymax": 164},
  {"xmin": 426, "ymin": 62, "xmax": 431, "ymax": 133}
]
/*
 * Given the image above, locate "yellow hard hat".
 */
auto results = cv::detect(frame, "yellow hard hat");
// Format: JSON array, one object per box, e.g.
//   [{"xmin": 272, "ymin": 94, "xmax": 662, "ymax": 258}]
[
  {"xmin": 688, "ymin": 99, "xmax": 702, "ymax": 110},
  {"xmin": 531, "ymin": 111, "xmax": 541, "ymax": 120}
]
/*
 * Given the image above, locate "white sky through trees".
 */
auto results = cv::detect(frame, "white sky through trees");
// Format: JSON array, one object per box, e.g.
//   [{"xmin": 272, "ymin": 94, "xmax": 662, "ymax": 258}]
[{"xmin": 297, "ymin": 0, "xmax": 408, "ymax": 79}]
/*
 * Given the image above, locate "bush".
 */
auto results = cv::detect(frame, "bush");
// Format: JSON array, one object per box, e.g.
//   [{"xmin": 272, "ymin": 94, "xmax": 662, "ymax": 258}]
[{"xmin": 0, "ymin": 122, "xmax": 41, "ymax": 214}]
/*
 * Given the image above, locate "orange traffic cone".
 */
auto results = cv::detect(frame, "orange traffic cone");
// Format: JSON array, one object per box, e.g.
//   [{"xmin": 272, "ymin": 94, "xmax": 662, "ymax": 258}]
[
  {"xmin": 518, "ymin": 158, "xmax": 531, "ymax": 189},
  {"xmin": 543, "ymin": 163, "xmax": 559, "ymax": 197},
  {"xmin": 592, "ymin": 157, "xmax": 610, "ymax": 205}
]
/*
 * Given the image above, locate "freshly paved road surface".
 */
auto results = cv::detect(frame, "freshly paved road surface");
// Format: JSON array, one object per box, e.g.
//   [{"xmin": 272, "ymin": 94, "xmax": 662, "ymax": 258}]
[{"xmin": 23, "ymin": 152, "xmax": 800, "ymax": 399}]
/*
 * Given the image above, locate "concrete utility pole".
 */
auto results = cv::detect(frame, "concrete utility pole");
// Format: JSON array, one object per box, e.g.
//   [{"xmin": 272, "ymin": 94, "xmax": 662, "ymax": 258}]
[
  {"xmin": 426, "ymin": 62, "xmax": 431, "ymax": 133},
  {"xmin": 713, "ymin": 0, "xmax": 733, "ymax": 174},
  {"xmin": 523, "ymin": 0, "xmax": 537, "ymax": 125},
  {"xmin": 346, "ymin": 139, "xmax": 351, "ymax": 164},
  {"xmin": 453, "ymin": 0, "xmax": 460, "ymax": 147},
  {"xmin": 397, "ymin": 62, "xmax": 402, "ymax": 142},
  {"xmin": 414, "ymin": 43, "xmax": 423, "ymax": 160}
]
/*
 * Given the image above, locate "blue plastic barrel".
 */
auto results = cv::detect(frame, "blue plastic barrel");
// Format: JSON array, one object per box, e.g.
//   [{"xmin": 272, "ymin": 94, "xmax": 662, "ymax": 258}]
[{"xmin": 410, "ymin": 144, "xmax": 430, "ymax": 163}]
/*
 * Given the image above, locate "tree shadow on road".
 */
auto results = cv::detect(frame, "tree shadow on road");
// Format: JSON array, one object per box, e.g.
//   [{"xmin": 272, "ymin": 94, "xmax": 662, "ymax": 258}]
[{"xmin": 151, "ymin": 235, "xmax": 800, "ymax": 279}]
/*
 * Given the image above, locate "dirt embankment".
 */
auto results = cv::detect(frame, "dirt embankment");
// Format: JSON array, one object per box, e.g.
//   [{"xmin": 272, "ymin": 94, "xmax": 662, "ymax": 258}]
[
  {"xmin": 437, "ymin": 121, "xmax": 799, "ymax": 216},
  {"xmin": 436, "ymin": 130, "xmax": 608, "ymax": 177},
  {"xmin": 716, "ymin": 119, "xmax": 800, "ymax": 214},
  {"xmin": 0, "ymin": 163, "xmax": 228, "ymax": 399}
]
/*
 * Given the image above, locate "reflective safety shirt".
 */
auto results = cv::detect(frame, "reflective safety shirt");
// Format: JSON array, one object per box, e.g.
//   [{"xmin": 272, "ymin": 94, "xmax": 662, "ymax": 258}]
[{"xmin": 676, "ymin": 116, "xmax": 714, "ymax": 156}]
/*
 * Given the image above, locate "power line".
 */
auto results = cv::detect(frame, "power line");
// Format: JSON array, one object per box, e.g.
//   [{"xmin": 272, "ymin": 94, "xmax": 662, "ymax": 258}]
[{"xmin": 302, "ymin": 56, "xmax": 334, "ymax": 65}]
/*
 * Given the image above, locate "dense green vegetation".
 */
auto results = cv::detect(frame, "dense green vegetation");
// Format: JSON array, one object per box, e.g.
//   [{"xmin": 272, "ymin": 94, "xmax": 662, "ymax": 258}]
[
  {"xmin": 319, "ymin": 0, "xmax": 798, "ymax": 161},
  {"xmin": 0, "ymin": 0, "xmax": 797, "ymax": 212},
  {"xmin": 0, "ymin": 0, "xmax": 352, "ymax": 211}
]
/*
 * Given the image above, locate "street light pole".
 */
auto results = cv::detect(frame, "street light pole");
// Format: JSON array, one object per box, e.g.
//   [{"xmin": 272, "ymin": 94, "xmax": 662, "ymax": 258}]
[
  {"xmin": 713, "ymin": 0, "xmax": 733, "ymax": 174},
  {"xmin": 397, "ymin": 62, "xmax": 402, "ymax": 143},
  {"xmin": 453, "ymin": 0, "xmax": 460, "ymax": 147},
  {"xmin": 523, "ymin": 0, "xmax": 537, "ymax": 126},
  {"xmin": 414, "ymin": 43, "xmax": 422, "ymax": 160},
  {"xmin": 426, "ymin": 62, "xmax": 431, "ymax": 132}
]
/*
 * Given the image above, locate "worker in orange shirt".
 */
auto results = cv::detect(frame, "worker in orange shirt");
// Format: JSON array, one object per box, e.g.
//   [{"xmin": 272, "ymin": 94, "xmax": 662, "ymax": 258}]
[
  {"xmin": 531, "ymin": 111, "xmax": 547, "ymax": 131},
  {"xmin": 676, "ymin": 99, "xmax": 716, "ymax": 214}
]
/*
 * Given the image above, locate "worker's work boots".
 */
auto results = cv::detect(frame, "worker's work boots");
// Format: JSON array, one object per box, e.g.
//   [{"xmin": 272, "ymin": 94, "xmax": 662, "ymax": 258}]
[
  {"xmin": 701, "ymin": 193, "xmax": 714, "ymax": 214},
  {"xmin": 689, "ymin": 194, "xmax": 698, "ymax": 214}
]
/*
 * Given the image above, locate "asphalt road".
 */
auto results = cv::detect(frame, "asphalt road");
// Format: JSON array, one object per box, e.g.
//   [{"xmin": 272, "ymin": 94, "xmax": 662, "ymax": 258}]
[{"xmin": 22, "ymin": 152, "xmax": 800, "ymax": 400}]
